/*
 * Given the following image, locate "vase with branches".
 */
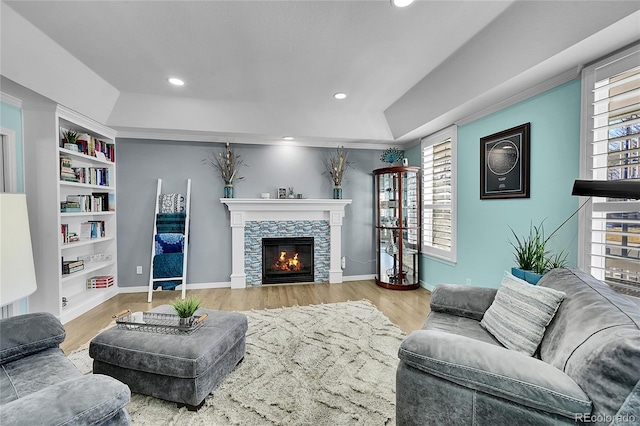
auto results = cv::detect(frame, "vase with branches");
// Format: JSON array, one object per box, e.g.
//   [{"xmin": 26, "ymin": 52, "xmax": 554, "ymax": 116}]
[
  {"xmin": 206, "ymin": 142, "xmax": 246, "ymax": 198},
  {"xmin": 324, "ymin": 146, "xmax": 351, "ymax": 199}
]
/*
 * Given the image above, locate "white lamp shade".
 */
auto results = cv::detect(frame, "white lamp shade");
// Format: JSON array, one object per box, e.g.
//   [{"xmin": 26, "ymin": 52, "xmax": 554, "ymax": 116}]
[{"xmin": 0, "ymin": 194, "xmax": 37, "ymax": 306}]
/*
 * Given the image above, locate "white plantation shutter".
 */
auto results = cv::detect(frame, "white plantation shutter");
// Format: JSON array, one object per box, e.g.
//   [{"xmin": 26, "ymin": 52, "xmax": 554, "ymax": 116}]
[
  {"xmin": 581, "ymin": 45, "xmax": 640, "ymax": 298},
  {"xmin": 422, "ymin": 126, "xmax": 457, "ymax": 262}
]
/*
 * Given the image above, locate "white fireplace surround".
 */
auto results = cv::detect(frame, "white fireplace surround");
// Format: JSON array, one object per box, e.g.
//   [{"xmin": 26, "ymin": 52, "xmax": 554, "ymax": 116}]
[{"xmin": 221, "ymin": 198, "xmax": 352, "ymax": 288}]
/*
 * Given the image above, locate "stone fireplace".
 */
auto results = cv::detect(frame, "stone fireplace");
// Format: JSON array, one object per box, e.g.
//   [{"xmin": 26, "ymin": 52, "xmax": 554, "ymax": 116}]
[{"xmin": 221, "ymin": 199, "xmax": 351, "ymax": 288}]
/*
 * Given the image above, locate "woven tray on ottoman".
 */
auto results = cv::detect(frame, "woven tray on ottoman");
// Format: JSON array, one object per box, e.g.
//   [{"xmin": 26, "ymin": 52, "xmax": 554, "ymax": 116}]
[{"xmin": 89, "ymin": 305, "xmax": 247, "ymax": 410}]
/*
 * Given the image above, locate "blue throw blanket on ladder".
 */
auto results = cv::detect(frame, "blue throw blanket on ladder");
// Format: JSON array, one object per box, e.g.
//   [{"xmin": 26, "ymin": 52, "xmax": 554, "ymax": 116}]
[{"xmin": 153, "ymin": 253, "xmax": 183, "ymax": 290}]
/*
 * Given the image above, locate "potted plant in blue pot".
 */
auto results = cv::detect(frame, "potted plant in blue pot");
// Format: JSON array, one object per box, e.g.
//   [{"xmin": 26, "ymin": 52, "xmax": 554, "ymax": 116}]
[
  {"xmin": 509, "ymin": 225, "xmax": 536, "ymax": 280},
  {"xmin": 510, "ymin": 222, "xmax": 551, "ymax": 284},
  {"xmin": 523, "ymin": 223, "xmax": 549, "ymax": 284}
]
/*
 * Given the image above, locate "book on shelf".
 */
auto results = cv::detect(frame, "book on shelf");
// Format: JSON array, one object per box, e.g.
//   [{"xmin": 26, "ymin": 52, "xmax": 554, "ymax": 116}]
[
  {"xmin": 60, "ymin": 201, "xmax": 81, "ymax": 213},
  {"xmin": 87, "ymin": 275, "xmax": 114, "ymax": 289},
  {"xmin": 90, "ymin": 220, "xmax": 106, "ymax": 237},
  {"xmin": 80, "ymin": 220, "xmax": 106, "ymax": 239},
  {"xmin": 60, "ymin": 156, "xmax": 77, "ymax": 181},
  {"xmin": 62, "ymin": 259, "xmax": 84, "ymax": 275},
  {"xmin": 66, "ymin": 195, "xmax": 85, "ymax": 211},
  {"xmin": 66, "ymin": 194, "xmax": 110, "ymax": 212},
  {"xmin": 60, "ymin": 127, "xmax": 115, "ymax": 162},
  {"xmin": 108, "ymin": 193, "xmax": 116, "ymax": 211},
  {"xmin": 60, "ymin": 156, "xmax": 72, "ymax": 168},
  {"xmin": 91, "ymin": 192, "xmax": 110, "ymax": 211},
  {"xmin": 87, "ymin": 167, "xmax": 110, "ymax": 186},
  {"xmin": 61, "ymin": 224, "xmax": 82, "ymax": 244}
]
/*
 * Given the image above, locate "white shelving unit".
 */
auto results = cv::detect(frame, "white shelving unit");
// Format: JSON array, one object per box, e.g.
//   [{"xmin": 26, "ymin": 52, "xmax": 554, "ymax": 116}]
[{"xmin": 25, "ymin": 105, "xmax": 118, "ymax": 324}]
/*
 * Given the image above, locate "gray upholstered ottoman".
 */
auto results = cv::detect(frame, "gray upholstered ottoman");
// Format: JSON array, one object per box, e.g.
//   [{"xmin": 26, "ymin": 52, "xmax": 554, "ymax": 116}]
[{"xmin": 89, "ymin": 305, "xmax": 247, "ymax": 410}]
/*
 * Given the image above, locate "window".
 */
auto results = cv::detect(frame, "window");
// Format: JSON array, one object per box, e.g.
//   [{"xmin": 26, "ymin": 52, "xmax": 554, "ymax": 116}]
[
  {"xmin": 421, "ymin": 125, "xmax": 457, "ymax": 262},
  {"xmin": 580, "ymin": 44, "xmax": 640, "ymax": 298}
]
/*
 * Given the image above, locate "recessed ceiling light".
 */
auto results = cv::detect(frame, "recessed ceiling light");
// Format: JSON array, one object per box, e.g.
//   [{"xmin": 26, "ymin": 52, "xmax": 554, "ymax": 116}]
[
  {"xmin": 167, "ymin": 77, "xmax": 185, "ymax": 86},
  {"xmin": 333, "ymin": 92, "xmax": 347, "ymax": 100},
  {"xmin": 391, "ymin": 0, "xmax": 414, "ymax": 7},
  {"xmin": 283, "ymin": 136, "xmax": 294, "ymax": 141}
]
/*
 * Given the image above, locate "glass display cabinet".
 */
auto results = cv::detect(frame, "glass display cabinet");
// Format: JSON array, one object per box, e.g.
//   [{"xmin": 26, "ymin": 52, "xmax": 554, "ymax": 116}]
[{"xmin": 374, "ymin": 166, "xmax": 421, "ymax": 290}]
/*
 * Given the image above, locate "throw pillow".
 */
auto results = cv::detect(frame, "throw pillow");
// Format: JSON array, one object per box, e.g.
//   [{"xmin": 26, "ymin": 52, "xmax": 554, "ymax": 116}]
[{"xmin": 480, "ymin": 271, "xmax": 566, "ymax": 356}]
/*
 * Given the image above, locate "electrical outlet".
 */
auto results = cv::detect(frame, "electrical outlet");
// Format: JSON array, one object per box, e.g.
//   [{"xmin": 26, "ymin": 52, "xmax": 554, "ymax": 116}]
[
  {"xmin": 136, "ymin": 266, "xmax": 142, "ymax": 275},
  {"xmin": 341, "ymin": 256, "xmax": 346, "ymax": 269}
]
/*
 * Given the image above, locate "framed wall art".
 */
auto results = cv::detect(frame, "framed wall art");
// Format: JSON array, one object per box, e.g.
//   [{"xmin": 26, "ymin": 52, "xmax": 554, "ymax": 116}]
[{"xmin": 480, "ymin": 123, "xmax": 530, "ymax": 199}]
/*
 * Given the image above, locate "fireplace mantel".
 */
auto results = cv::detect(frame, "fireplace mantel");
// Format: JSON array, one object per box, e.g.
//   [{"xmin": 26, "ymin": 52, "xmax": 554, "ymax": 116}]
[{"xmin": 221, "ymin": 198, "xmax": 352, "ymax": 288}]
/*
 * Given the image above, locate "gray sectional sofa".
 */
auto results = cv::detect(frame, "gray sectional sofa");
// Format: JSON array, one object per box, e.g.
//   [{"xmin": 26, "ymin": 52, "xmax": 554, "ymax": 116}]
[
  {"xmin": 0, "ymin": 312, "xmax": 131, "ymax": 425},
  {"xmin": 396, "ymin": 268, "xmax": 640, "ymax": 425}
]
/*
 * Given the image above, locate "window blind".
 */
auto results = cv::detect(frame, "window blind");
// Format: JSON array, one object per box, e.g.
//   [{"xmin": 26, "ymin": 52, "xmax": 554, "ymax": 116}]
[
  {"xmin": 588, "ymin": 54, "xmax": 640, "ymax": 297},
  {"xmin": 422, "ymin": 128, "xmax": 456, "ymax": 262}
]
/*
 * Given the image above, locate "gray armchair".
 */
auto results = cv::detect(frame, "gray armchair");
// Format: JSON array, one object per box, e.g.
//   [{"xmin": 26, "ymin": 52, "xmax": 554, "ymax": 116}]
[
  {"xmin": 0, "ymin": 312, "xmax": 131, "ymax": 425},
  {"xmin": 396, "ymin": 268, "xmax": 640, "ymax": 425}
]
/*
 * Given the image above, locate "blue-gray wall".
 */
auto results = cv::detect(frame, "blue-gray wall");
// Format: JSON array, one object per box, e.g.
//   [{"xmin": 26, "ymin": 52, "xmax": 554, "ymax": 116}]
[{"xmin": 116, "ymin": 141, "xmax": 383, "ymax": 287}]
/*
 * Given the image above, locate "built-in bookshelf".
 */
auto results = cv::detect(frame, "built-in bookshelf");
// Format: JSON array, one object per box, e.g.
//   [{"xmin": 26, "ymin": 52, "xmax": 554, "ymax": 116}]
[{"xmin": 25, "ymin": 105, "xmax": 118, "ymax": 324}]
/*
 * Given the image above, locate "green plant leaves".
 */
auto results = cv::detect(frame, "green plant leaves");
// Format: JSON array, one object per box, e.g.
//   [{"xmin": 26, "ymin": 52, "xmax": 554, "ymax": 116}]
[{"xmin": 171, "ymin": 295, "xmax": 202, "ymax": 318}]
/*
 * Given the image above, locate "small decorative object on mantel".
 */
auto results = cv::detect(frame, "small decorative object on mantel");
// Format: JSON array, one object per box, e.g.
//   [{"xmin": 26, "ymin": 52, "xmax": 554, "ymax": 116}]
[
  {"xmin": 380, "ymin": 147, "xmax": 404, "ymax": 165},
  {"xmin": 205, "ymin": 142, "xmax": 246, "ymax": 198},
  {"xmin": 324, "ymin": 146, "xmax": 352, "ymax": 199}
]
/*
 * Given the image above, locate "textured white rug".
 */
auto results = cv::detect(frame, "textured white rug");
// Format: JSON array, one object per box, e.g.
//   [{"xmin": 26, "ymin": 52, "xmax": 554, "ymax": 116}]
[{"xmin": 68, "ymin": 300, "xmax": 404, "ymax": 425}]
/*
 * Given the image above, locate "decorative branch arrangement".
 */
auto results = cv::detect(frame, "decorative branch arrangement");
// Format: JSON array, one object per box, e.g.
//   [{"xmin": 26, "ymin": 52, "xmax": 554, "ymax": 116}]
[
  {"xmin": 324, "ymin": 146, "xmax": 351, "ymax": 186},
  {"xmin": 206, "ymin": 142, "xmax": 246, "ymax": 183}
]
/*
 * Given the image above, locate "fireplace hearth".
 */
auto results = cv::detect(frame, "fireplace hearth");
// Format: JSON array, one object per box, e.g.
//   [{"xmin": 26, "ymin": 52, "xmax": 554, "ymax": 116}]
[{"xmin": 262, "ymin": 237, "xmax": 314, "ymax": 284}]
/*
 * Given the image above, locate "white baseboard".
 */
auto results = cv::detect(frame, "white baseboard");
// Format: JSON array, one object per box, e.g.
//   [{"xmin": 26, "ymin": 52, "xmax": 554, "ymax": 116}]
[
  {"xmin": 342, "ymin": 274, "xmax": 376, "ymax": 282},
  {"xmin": 118, "ymin": 277, "xmax": 378, "ymax": 294},
  {"xmin": 420, "ymin": 280, "xmax": 436, "ymax": 292},
  {"xmin": 118, "ymin": 281, "xmax": 231, "ymax": 294}
]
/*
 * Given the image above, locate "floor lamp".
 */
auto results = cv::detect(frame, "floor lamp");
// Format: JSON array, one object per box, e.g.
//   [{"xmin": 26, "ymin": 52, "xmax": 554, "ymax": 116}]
[
  {"xmin": 571, "ymin": 180, "xmax": 640, "ymax": 199},
  {"xmin": 533, "ymin": 180, "xmax": 639, "ymax": 246},
  {"xmin": 0, "ymin": 194, "xmax": 38, "ymax": 312}
]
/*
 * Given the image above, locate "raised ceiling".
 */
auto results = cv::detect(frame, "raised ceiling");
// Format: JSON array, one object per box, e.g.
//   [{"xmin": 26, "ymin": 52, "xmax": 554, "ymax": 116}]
[{"xmin": 2, "ymin": 1, "xmax": 639, "ymax": 147}]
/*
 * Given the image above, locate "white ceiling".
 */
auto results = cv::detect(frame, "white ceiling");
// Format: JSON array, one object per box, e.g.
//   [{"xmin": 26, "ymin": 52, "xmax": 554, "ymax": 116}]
[{"xmin": 2, "ymin": 1, "xmax": 640, "ymax": 148}]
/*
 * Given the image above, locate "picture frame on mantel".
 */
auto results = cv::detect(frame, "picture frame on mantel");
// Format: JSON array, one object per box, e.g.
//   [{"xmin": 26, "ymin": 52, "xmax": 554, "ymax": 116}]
[{"xmin": 480, "ymin": 122, "xmax": 530, "ymax": 200}]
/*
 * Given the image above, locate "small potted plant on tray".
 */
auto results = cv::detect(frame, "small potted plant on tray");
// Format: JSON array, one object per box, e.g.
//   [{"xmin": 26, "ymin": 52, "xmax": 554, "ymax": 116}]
[{"xmin": 171, "ymin": 295, "xmax": 202, "ymax": 327}]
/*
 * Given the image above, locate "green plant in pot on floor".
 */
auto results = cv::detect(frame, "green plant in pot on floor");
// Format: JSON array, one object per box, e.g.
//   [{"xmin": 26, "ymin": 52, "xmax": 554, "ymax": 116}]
[{"xmin": 172, "ymin": 295, "xmax": 202, "ymax": 326}]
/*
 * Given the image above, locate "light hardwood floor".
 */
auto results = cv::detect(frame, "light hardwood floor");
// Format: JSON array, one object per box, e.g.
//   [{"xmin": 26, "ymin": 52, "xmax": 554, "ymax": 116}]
[{"xmin": 61, "ymin": 280, "xmax": 431, "ymax": 354}]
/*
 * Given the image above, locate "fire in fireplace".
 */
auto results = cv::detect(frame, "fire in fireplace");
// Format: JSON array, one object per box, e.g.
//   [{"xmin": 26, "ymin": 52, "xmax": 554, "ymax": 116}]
[
  {"xmin": 274, "ymin": 251, "xmax": 301, "ymax": 271},
  {"xmin": 262, "ymin": 237, "xmax": 314, "ymax": 284}
]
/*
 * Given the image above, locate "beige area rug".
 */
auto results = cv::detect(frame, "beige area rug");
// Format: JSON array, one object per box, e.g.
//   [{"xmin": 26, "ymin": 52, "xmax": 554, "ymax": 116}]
[{"xmin": 68, "ymin": 300, "xmax": 405, "ymax": 425}]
